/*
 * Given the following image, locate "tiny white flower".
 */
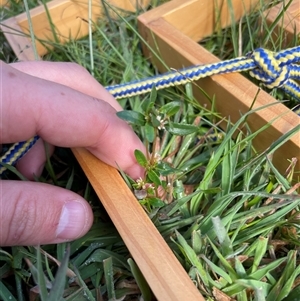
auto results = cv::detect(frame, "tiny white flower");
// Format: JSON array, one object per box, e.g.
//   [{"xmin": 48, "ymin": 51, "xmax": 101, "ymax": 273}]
[
  {"xmin": 135, "ymin": 177, "xmax": 146, "ymax": 189},
  {"xmin": 154, "ymin": 152, "xmax": 162, "ymax": 163},
  {"xmin": 156, "ymin": 115, "xmax": 166, "ymax": 130}
]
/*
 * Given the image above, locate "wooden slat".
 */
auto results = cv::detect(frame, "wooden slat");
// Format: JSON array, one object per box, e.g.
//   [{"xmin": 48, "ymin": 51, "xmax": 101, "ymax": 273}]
[
  {"xmin": 1, "ymin": 0, "xmax": 150, "ymax": 60},
  {"xmin": 137, "ymin": 0, "xmax": 260, "ymax": 42},
  {"xmin": 72, "ymin": 148, "xmax": 205, "ymax": 301},
  {"xmin": 164, "ymin": 0, "xmax": 260, "ymax": 42},
  {"xmin": 0, "ymin": 0, "xmax": 9, "ymax": 7},
  {"xmin": 138, "ymin": 0, "xmax": 300, "ymax": 176}
]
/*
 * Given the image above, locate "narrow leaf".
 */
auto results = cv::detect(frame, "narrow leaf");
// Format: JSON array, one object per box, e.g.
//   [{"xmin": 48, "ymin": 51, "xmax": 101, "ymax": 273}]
[
  {"xmin": 0, "ymin": 281, "xmax": 18, "ymax": 301},
  {"xmin": 141, "ymin": 99, "xmax": 154, "ymax": 114},
  {"xmin": 282, "ymin": 284, "xmax": 300, "ymax": 301},
  {"xmin": 144, "ymin": 122, "xmax": 155, "ymax": 143},
  {"xmin": 201, "ymin": 255, "xmax": 233, "ymax": 284},
  {"xmin": 175, "ymin": 230, "xmax": 209, "ymax": 286},
  {"xmin": 147, "ymin": 170, "xmax": 161, "ymax": 186},
  {"xmin": 36, "ymin": 248, "xmax": 49, "ymax": 300},
  {"xmin": 212, "ymin": 216, "xmax": 233, "ymax": 256},
  {"xmin": 159, "ymin": 101, "xmax": 181, "ymax": 116},
  {"xmin": 103, "ymin": 257, "xmax": 115, "ymax": 300},
  {"xmin": 251, "ymin": 237, "xmax": 268, "ymax": 273},
  {"xmin": 149, "ymin": 85, "xmax": 157, "ymax": 103},
  {"xmin": 116, "ymin": 110, "xmax": 145, "ymax": 126},
  {"xmin": 134, "ymin": 149, "xmax": 148, "ymax": 167},
  {"xmin": 166, "ymin": 122, "xmax": 198, "ymax": 135},
  {"xmin": 128, "ymin": 258, "xmax": 153, "ymax": 301},
  {"xmin": 148, "ymin": 197, "xmax": 165, "ymax": 208},
  {"xmin": 47, "ymin": 246, "xmax": 70, "ymax": 301}
]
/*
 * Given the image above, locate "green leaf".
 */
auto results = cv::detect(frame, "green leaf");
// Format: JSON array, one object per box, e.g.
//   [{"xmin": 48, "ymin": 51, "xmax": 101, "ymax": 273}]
[
  {"xmin": 251, "ymin": 237, "xmax": 268, "ymax": 273},
  {"xmin": 83, "ymin": 249, "xmax": 129, "ymax": 269},
  {"xmin": 141, "ymin": 99, "xmax": 154, "ymax": 114},
  {"xmin": 266, "ymin": 251, "xmax": 297, "ymax": 301},
  {"xmin": 72, "ymin": 236, "xmax": 120, "ymax": 267},
  {"xmin": 212, "ymin": 216, "xmax": 233, "ymax": 256},
  {"xmin": 174, "ymin": 230, "xmax": 209, "ymax": 286},
  {"xmin": 156, "ymin": 162, "xmax": 181, "ymax": 176},
  {"xmin": 116, "ymin": 110, "xmax": 145, "ymax": 126},
  {"xmin": 134, "ymin": 149, "xmax": 148, "ymax": 168},
  {"xmin": 149, "ymin": 85, "xmax": 158, "ymax": 103},
  {"xmin": 254, "ymin": 287, "xmax": 266, "ymax": 301},
  {"xmin": 250, "ymin": 257, "xmax": 286, "ymax": 281},
  {"xmin": 147, "ymin": 170, "xmax": 161, "ymax": 186},
  {"xmin": 234, "ymin": 257, "xmax": 247, "ymax": 278},
  {"xmin": 128, "ymin": 258, "xmax": 153, "ymax": 301},
  {"xmin": 235, "ymin": 279, "xmax": 271, "ymax": 297},
  {"xmin": 282, "ymin": 285, "xmax": 300, "ymax": 301},
  {"xmin": 144, "ymin": 122, "xmax": 155, "ymax": 143},
  {"xmin": 148, "ymin": 197, "xmax": 165, "ymax": 208},
  {"xmin": 277, "ymin": 263, "xmax": 300, "ymax": 301},
  {"xmin": 47, "ymin": 246, "xmax": 70, "ymax": 301},
  {"xmin": 166, "ymin": 122, "xmax": 198, "ymax": 135},
  {"xmin": 0, "ymin": 281, "xmax": 17, "ymax": 301},
  {"xmin": 206, "ymin": 236, "xmax": 237, "ymax": 279},
  {"xmin": 190, "ymin": 230, "xmax": 202, "ymax": 255},
  {"xmin": 201, "ymin": 255, "xmax": 233, "ymax": 284},
  {"xmin": 150, "ymin": 114, "xmax": 161, "ymax": 128},
  {"xmin": 36, "ymin": 248, "xmax": 49, "ymax": 301},
  {"xmin": 167, "ymin": 191, "xmax": 201, "ymax": 216},
  {"xmin": 103, "ymin": 257, "xmax": 115, "ymax": 300},
  {"xmin": 159, "ymin": 101, "xmax": 181, "ymax": 116}
]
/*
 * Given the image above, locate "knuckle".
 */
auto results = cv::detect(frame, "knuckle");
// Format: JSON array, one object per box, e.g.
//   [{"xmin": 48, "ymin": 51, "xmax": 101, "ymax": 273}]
[{"xmin": 7, "ymin": 194, "xmax": 39, "ymax": 245}]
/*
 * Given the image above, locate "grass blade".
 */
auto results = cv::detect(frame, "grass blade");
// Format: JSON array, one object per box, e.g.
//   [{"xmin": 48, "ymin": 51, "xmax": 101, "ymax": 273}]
[
  {"xmin": 103, "ymin": 257, "xmax": 115, "ymax": 300},
  {"xmin": 128, "ymin": 258, "xmax": 153, "ymax": 301},
  {"xmin": 47, "ymin": 246, "xmax": 70, "ymax": 301}
]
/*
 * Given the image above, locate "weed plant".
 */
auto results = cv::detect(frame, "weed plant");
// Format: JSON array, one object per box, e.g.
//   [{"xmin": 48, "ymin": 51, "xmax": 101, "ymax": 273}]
[{"xmin": 0, "ymin": 0, "xmax": 299, "ymax": 300}]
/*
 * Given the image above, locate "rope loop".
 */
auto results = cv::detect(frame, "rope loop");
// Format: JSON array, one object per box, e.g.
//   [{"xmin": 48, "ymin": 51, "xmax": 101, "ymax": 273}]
[{"xmin": 247, "ymin": 48, "xmax": 291, "ymax": 89}]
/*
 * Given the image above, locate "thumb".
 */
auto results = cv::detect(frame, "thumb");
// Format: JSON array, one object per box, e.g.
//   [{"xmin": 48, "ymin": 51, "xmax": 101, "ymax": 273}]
[{"xmin": 0, "ymin": 181, "xmax": 93, "ymax": 246}]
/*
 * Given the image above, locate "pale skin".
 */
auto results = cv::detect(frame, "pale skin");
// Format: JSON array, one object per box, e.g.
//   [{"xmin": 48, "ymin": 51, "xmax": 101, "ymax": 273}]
[{"xmin": 0, "ymin": 60, "xmax": 146, "ymax": 246}]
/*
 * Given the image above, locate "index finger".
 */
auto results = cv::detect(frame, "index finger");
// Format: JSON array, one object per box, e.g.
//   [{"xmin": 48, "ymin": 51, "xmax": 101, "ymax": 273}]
[{"xmin": 1, "ymin": 61, "xmax": 145, "ymax": 179}]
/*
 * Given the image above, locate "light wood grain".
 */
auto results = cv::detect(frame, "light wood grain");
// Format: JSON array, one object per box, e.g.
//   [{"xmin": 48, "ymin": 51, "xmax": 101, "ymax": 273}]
[
  {"xmin": 0, "ymin": 0, "xmax": 9, "ymax": 7},
  {"xmin": 138, "ymin": 0, "xmax": 300, "ymax": 176},
  {"xmin": 1, "ymin": 0, "xmax": 150, "ymax": 60},
  {"xmin": 138, "ymin": 0, "xmax": 261, "ymax": 42},
  {"xmin": 72, "ymin": 148, "xmax": 205, "ymax": 301}
]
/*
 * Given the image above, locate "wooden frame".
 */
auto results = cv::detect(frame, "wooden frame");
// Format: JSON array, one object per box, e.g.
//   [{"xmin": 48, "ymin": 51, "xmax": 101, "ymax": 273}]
[
  {"xmin": 1, "ymin": 0, "xmax": 299, "ymax": 300},
  {"xmin": 138, "ymin": 0, "xmax": 300, "ymax": 177},
  {"xmin": 1, "ymin": 0, "xmax": 150, "ymax": 60}
]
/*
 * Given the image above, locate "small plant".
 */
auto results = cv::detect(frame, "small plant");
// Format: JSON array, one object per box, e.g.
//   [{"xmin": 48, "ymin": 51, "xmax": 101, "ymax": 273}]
[
  {"xmin": 117, "ymin": 85, "xmax": 223, "ymax": 211},
  {"xmin": 117, "ymin": 83, "xmax": 300, "ymax": 300}
]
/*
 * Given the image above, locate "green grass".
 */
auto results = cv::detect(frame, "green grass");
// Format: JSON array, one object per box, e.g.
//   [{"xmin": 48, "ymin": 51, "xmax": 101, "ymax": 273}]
[{"xmin": 0, "ymin": 0, "xmax": 299, "ymax": 300}]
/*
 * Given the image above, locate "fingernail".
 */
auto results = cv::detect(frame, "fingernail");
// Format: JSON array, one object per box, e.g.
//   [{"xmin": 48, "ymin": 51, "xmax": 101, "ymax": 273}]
[{"xmin": 56, "ymin": 200, "xmax": 87, "ymax": 240}]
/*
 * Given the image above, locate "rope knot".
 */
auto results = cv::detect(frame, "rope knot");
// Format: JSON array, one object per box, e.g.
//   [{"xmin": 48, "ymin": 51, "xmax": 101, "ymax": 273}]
[{"xmin": 247, "ymin": 48, "xmax": 290, "ymax": 89}]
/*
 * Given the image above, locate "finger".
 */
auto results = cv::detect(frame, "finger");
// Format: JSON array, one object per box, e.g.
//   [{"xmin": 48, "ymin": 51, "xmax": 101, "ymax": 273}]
[
  {"xmin": 0, "ymin": 181, "xmax": 93, "ymax": 246},
  {"xmin": 2, "ymin": 61, "xmax": 145, "ymax": 179},
  {"xmin": 16, "ymin": 139, "xmax": 55, "ymax": 180},
  {"xmin": 10, "ymin": 61, "xmax": 122, "ymax": 111}
]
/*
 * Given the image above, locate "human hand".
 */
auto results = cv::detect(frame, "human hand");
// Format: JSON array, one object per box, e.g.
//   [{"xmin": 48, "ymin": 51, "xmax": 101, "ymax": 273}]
[{"xmin": 1, "ymin": 61, "xmax": 146, "ymax": 246}]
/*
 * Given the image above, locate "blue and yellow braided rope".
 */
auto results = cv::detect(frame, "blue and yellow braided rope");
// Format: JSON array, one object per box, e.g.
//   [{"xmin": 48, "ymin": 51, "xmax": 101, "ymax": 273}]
[
  {"xmin": 1, "ymin": 46, "xmax": 299, "ymax": 176},
  {"xmin": 107, "ymin": 46, "xmax": 300, "ymax": 99}
]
